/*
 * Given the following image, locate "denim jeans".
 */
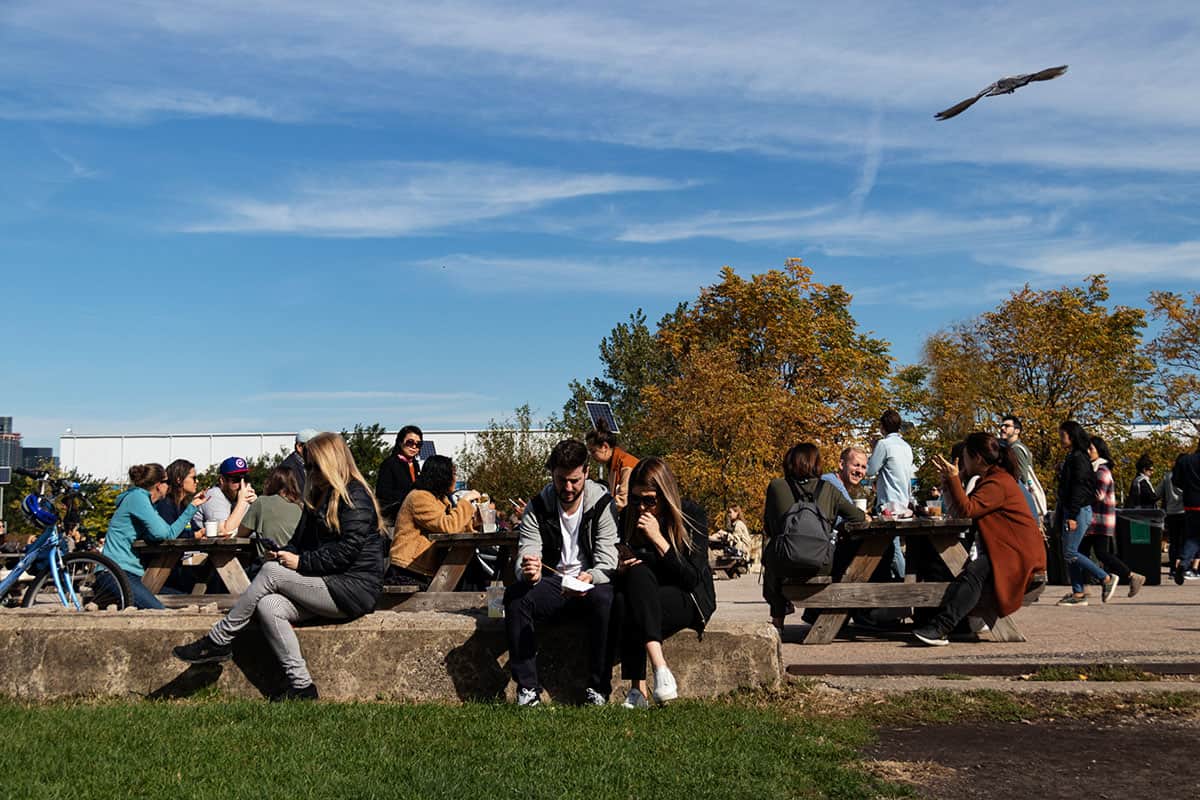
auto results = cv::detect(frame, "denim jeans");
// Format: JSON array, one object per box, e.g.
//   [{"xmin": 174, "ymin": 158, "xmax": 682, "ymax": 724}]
[
  {"xmin": 96, "ymin": 570, "xmax": 164, "ymax": 610},
  {"xmin": 1062, "ymin": 506, "xmax": 1107, "ymax": 593},
  {"xmin": 1179, "ymin": 511, "xmax": 1200, "ymax": 567}
]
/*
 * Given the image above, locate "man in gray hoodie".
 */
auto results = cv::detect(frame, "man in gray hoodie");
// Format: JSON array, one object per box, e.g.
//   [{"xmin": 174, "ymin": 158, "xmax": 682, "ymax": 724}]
[{"xmin": 504, "ymin": 438, "xmax": 619, "ymax": 707}]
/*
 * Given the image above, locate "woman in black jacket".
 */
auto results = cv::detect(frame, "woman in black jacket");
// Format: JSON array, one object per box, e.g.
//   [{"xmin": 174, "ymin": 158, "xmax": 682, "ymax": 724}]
[
  {"xmin": 1056, "ymin": 420, "xmax": 1112, "ymax": 607},
  {"xmin": 615, "ymin": 458, "xmax": 715, "ymax": 708},
  {"xmin": 173, "ymin": 432, "xmax": 386, "ymax": 700},
  {"xmin": 376, "ymin": 425, "xmax": 424, "ymax": 524}
]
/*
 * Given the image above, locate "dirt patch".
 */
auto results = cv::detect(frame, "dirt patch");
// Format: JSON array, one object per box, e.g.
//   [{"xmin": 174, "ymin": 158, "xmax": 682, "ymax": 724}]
[{"xmin": 865, "ymin": 715, "xmax": 1200, "ymax": 799}]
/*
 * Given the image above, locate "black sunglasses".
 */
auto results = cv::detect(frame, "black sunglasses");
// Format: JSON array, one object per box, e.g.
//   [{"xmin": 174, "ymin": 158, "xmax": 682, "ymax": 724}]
[
  {"xmin": 403, "ymin": 439, "xmax": 422, "ymax": 448},
  {"xmin": 630, "ymin": 493, "xmax": 659, "ymax": 509}
]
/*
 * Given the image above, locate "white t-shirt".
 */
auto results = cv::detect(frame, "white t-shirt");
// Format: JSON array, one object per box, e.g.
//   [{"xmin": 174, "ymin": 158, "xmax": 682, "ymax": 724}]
[{"xmin": 557, "ymin": 503, "xmax": 584, "ymax": 578}]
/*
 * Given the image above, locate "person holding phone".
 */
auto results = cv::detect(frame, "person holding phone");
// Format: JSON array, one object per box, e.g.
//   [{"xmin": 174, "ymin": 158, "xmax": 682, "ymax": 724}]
[
  {"xmin": 614, "ymin": 458, "xmax": 715, "ymax": 708},
  {"xmin": 173, "ymin": 433, "xmax": 387, "ymax": 700}
]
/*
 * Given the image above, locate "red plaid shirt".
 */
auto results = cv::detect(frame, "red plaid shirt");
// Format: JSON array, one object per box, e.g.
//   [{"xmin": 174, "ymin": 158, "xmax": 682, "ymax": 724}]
[{"xmin": 1088, "ymin": 463, "xmax": 1116, "ymax": 538}]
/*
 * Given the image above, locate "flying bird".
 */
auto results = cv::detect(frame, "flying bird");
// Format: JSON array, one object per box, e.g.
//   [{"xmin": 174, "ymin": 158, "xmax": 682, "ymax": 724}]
[{"xmin": 934, "ymin": 65, "xmax": 1068, "ymax": 120}]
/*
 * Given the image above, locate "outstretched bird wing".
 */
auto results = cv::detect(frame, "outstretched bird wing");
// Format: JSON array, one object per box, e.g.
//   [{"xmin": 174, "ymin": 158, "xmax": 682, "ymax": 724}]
[{"xmin": 934, "ymin": 86, "xmax": 992, "ymax": 120}]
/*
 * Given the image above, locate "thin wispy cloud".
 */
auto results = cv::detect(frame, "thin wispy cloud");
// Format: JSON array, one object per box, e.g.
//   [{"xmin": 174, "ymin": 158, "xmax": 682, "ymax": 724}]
[
  {"xmin": 988, "ymin": 239, "xmax": 1200, "ymax": 280},
  {"xmin": 418, "ymin": 254, "xmax": 715, "ymax": 295},
  {"xmin": 253, "ymin": 391, "xmax": 487, "ymax": 402},
  {"xmin": 182, "ymin": 162, "xmax": 688, "ymax": 237}
]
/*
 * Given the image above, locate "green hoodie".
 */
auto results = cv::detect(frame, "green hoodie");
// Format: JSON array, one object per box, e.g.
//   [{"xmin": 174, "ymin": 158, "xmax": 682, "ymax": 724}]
[{"xmin": 103, "ymin": 487, "xmax": 195, "ymax": 578}]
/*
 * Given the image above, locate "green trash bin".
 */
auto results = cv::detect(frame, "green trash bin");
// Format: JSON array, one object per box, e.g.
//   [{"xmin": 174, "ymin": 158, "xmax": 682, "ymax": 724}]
[{"xmin": 1116, "ymin": 508, "xmax": 1165, "ymax": 586}]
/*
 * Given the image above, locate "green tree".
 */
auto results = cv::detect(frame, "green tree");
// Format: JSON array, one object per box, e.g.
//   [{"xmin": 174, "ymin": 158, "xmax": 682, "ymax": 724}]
[
  {"xmin": 456, "ymin": 405, "xmax": 557, "ymax": 507},
  {"xmin": 555, "ymin": 309, "xmax": 678, "ymax": 457},
  {"xmin": 196, "ymin": 450, "xmax": 289, "ymax": 495},
  {"xmin": 2, "ymin": 463, "xmax": 120, "ymax": 540},
  {"xmin": 340, "ymin": 423, "xmax": 390, "ymax": 487}
]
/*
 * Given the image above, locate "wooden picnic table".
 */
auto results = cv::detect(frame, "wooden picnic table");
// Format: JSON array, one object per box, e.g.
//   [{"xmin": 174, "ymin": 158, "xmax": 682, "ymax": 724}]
[
  {"xmin": 424, "ymin": 530, "xmax": 518, "ymax": 593},
  {"xmin": 782, "ymin": 517, "xmax": 1037, "ymax": 645},
  {"xmin": 134, "ymin": 537, "xmax": 257, "ymax": 596}
]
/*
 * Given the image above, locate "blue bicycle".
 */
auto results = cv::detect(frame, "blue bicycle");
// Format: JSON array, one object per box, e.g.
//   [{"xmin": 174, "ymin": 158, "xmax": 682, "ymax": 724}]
[{"xmin": 0, "ymin": 467, "xmax": 131, "ymax": 610}]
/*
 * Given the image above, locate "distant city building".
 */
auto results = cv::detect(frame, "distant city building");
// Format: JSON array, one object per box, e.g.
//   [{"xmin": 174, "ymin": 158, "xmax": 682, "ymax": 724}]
[
  {"xmin": 0, "ymin": 432, "xmax": 21, "ymax": 469},
  {"xmin": 21, "ymin": 448, "xmax": 56, "ymax": 470},
  {"xmin": 0, "ymin": 417, "xmax": 12, "ymax": 434}
]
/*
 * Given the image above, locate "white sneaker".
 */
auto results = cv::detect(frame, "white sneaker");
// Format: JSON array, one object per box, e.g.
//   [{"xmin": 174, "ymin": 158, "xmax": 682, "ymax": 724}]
[
  {"xmin": 621, "ymin": 688, "xmax": 649, "ymax": 709},
  {"xmin": 516, "ymin": 687, "xmax": 540, "ymax": 707},
  {"xmin": 651, "ymin": 666, "xmax": 678, "ymax": 703},
  {"xmin": 1101, "ymin": 573, "xmax": 1119, "ymax": 603}
]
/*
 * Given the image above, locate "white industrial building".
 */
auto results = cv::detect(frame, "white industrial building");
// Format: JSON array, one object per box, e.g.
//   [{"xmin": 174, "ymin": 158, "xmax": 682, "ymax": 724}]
[{"xmin": 58, "ymin": 430, "xmax": 515, "ymax": 482}]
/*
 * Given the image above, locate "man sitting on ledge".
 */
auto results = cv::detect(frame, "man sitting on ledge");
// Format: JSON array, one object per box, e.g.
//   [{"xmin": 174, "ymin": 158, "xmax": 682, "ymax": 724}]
[{"xmin": 504, "ymin": 439, "xmax": 618, "ymax": 707}]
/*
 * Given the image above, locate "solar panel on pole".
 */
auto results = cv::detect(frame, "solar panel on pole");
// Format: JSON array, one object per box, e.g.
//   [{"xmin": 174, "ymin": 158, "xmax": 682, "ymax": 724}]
[
  {"xmin": 584, "ymin": 401, "xmax": 620, "ymax": 434},
  {"xmin": 418, "ymin": 441, "xmax": 437, "ymax": 460}
]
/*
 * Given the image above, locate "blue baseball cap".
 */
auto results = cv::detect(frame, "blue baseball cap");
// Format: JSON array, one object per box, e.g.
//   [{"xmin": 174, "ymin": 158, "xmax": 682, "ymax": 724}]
[{"xmin": 219, "ymin": 456, "xmax": 250, "ymax": 476}]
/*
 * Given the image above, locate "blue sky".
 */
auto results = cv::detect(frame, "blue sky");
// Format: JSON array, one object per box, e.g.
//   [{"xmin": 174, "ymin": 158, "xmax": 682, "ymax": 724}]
[{"xmin": 4, "ymin": 1, "xmax": 1199, "ymax": 450}]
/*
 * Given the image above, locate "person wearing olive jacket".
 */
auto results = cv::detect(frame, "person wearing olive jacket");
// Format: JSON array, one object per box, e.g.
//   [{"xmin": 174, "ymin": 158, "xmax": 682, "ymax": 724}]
[
  {"xmin": 173, "ymin": 433, "xmax": 386, "ymax": 700},
  {"xmin": 615, "ymin": 458, "xmax": 716, "ymax": 708}
]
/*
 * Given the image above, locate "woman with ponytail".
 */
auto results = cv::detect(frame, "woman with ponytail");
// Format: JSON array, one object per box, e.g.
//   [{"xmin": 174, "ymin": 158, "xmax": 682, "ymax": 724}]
[
  {"xmin": 102, "ymin": 463, "xmax": 208, "ymax": 609},
  {"xmin": 916, "ymin": 432, "xmax": 1046, "ymax": 646}
]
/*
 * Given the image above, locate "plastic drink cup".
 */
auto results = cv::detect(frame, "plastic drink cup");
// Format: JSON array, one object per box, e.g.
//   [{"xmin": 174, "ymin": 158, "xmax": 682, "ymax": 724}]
[
  {"xmin": 927, "ymin": 499, "xmax": 942, "ymax": 517},
  {"xmin": 853, "ymin": 498, "xmax": 868, "ymax": 513},
  {"xmin": 478, "ymin": 504, "xmax": 497, "ymax": 533},
  {"xmin": 204, "ymin": 521, "xmax": 219, "ymax": 538}
]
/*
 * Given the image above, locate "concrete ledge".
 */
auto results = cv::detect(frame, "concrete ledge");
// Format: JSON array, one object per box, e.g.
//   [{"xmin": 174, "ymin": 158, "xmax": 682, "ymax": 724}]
[{"xmin": 0, "ymin": 609, "xmax": 782, "ymax": 703}]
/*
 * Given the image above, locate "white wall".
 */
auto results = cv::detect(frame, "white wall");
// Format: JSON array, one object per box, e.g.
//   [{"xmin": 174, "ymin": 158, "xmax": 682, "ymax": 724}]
[{"xmin": 58, "ymin": 430, "xmax": 512, "ymax": 482}]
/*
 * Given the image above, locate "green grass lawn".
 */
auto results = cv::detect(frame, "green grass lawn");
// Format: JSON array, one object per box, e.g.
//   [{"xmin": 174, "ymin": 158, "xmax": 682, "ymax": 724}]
[{"xmin": 0, "ymin": 697, "xmax": 893, "ymax": 800}]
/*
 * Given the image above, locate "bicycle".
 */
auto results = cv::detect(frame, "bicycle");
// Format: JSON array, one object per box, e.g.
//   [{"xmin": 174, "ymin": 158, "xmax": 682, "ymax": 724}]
[{"xmin": 0, "ymin": 467, "xmax": 132, "ymax": 610}]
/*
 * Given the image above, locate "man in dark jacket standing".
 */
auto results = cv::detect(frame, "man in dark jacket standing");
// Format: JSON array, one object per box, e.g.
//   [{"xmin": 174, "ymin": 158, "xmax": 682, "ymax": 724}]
[
  {"xmin": 1171, "ymin": 444, "xmax": 1200, "ymax": 584},
  {"xmin": 504, "ymin": 439, "xmax": 618, "ymax": 707},
  {"xmin": 282, "ymin": 428, "xmax": 317, "ymax": 496}
]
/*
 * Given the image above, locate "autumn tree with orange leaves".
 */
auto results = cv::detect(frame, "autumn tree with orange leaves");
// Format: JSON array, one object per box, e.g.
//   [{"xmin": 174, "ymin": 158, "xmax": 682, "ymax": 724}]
[
  {"xmin": 641, "ymin": 259, "xmax": 891, "ymax": 529},
  {"xmin": 1149, "ymin": 290, "xmax": 1200, "ymax": 437}
]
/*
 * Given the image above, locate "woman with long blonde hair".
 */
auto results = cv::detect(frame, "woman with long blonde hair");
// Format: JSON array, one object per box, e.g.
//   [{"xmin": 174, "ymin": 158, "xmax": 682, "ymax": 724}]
[
  {"xmin": 615, "ymin": 457, "xmax": 715, "ymax": 708},
  {"xmin": 173, "ymin": 433, "xmax": 386, "ymax": 700}
]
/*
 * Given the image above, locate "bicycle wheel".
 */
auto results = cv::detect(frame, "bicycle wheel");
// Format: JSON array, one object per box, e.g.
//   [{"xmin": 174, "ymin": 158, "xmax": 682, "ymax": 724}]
[{"xmin": 21, "ymin": 553, "xmax": 133, "ymax": 610}]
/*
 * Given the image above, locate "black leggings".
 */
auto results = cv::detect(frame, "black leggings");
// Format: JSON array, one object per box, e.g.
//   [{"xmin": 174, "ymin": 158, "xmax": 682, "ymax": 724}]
[
  {"xmin": 617, "ymin": 564, "xmax": 697, "ymax": 681},
  {"xmin": 1079, "ymin": 535, "xmax": 1130, "ymax": 580}
]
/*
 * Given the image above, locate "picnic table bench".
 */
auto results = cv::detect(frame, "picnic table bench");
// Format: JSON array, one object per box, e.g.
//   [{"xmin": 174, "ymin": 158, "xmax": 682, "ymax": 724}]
[
  {"xmin": 134, "ymin": 537, "xmax": 257, "ymax": 596},
  {"xmin": 782, "ymin": 518, "xmax": 1044, "ymax": 645}
]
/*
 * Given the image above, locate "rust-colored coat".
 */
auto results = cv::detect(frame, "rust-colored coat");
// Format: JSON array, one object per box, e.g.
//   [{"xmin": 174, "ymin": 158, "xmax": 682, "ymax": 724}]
[
  {"xmin": 946, "ymin": 466, "xmax": 1046, "ymax": 617},
  {"xmin": 607, "ymin": 446, "xmax": 640, "ymax": 511}
]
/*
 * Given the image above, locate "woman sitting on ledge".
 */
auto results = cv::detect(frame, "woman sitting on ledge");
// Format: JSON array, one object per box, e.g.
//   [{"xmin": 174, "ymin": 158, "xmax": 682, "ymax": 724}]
[
  {"xmin": 386, "ymin": 455, "xmax": 480, "ymax": 588},
  {"xmin": 915, "ymin": 432, "xmax": 1046, "ymax": 646},
  {"xmin": 173, "ymin": 433, "xmax": 386, "ymax": 700}
]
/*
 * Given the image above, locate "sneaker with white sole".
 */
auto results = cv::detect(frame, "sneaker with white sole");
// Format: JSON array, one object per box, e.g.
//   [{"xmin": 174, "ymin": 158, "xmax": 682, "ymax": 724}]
[
  {"xmin": 912, "ymin": 625, "xmax": 950, "ymax": 647},
  {"xmin": 1128, "ymin": 572, "xmax": 1145, "ymax": 598},
  {"xmin": 651, "ymin": 666, "xmax": 678, "ymax": 703},
  {"xmin": 516, "ymin": 687, "xmax": 541, "ymax": 707},
  {"xmin": 1101, "ymin": 573, "xmax": 1119, "ymax": 603},
  {"xmin": 1056, "ymin": 594, "xmax": 1088, "ymax": 607},
  {"xmin": 583, "ymin": 688, "xmax": 607, "ymax": 706},
  {"xmin": 622, "ymin": 688, "xmax": 649, "ymax": 709}
]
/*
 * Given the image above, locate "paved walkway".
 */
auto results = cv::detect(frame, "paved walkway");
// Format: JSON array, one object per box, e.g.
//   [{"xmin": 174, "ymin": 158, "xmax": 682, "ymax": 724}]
[{"xmin": 714, "ymin": 570, "xmax": 1200, "ymax": 671}]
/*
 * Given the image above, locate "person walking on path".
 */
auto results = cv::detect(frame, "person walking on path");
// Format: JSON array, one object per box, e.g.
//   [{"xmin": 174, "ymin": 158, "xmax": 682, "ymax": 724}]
[
  {"xmin": 1082, "ymin": 436, "xmax": 1144, "ymax": 598},
  {"xmin": 914, "ymin": 433, "xmax": 1046, "ymax": 646},
  {"xmin": 1055, "ymin": 421, "xmax": 1115, "ymax": 606},
  {"xmin": 1159, "ymin": 468, "xmax": 1186, "ymax": 570},
  {"xmin": 173, "ymin": 433, "xmax": 386, "ymax": 701}
]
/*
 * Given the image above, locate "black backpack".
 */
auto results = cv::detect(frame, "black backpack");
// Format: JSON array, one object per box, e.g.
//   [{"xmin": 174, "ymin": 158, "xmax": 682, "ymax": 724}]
[{"xmin": 762, "ymin": 479, "xmax": 836, "ymax": 577}]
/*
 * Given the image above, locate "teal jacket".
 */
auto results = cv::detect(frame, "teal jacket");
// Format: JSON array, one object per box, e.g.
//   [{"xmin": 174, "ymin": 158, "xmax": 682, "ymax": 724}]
[{"xmin": 103, "ymin": 488, "xmax": 195, "ymax": 578}]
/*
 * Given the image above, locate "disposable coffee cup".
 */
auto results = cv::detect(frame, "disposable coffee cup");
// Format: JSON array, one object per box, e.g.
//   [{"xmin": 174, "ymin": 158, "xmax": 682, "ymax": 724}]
[
  {"xmin": 478, "ymin": 505, "xmax": 498, "ymax": 534},
  {"xmin": 853, "ymin": 498, "xmax": 868, "ymax": 512},
  {"xmin": 204, "ymin": 521, "xmax": 219, "ymax": 538}
]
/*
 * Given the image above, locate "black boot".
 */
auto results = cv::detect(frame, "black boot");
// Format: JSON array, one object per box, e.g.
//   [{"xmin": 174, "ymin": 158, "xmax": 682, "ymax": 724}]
[{"xmin": 172, "ymin": 635, "xmax": 232, "ymax": 665}]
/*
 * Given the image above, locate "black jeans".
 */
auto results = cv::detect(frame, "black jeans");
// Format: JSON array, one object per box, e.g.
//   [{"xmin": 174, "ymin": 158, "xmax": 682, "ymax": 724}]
[
  {"xmin": 503, "ymin": 574, "xmax": 614, "ymax": 694},
  {"xmin": 1166, "ymin": 514, "xmax": 1185, "ymax": 565},
  {"xmin": 927, "ymin": 551, "xmax": 992, "ymax": 636},
  {"xmin": 1080, "ymin": 535, "xmax": 1130, "ymax": 580},
  {"xmin": 616, "ymin": 564, "xmax": 697, "ymax": 681}
]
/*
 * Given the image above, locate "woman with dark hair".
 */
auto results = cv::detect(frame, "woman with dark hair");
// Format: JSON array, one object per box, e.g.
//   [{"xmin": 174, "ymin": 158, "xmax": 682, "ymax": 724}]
[
  {"xmin": 102, "ymin": 463, "xmax": 208, "ymax": 609},
  {"xmin": 915, "ymin": 432, "xmax": 1046, "ymax": 645},
  {"xmin": 376, "ymin": 425, "xmax": 424, "ymax": 524},
  {"xmin": 586, "ymin": 419, "xmax": 639, "ymax": 512},
  {"xmin": 154, "ymin": 459, "xmax": 201, "ymax": 535},
  {"xmin": 387, "ymin": 454, "xmax": 481, "ymax": 587},
  {"xmin": 239, "ymin": 465, "xmax": 304, "ymax": 552},
  {"xmin": 1056, "ymin": 420, "xmax": 1112, "ymax": 607},
  {"xmin": 1128, "ymin": 454, "xmax": 1158, "ymax": 508},
  {"xmin": 1082, "ymin": 436, "xmax": 1144, "ymax": 598},
  {"xmin": 762, "ymin": 443, "xmax": 865, "ymax": 630},
  {"xmin": 615, "ymin": 458, "xmax": 715, "ymax": 708},
  {"xmin": 174, "ymin": 433, "xmax": 387, "ymax": 700}
]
